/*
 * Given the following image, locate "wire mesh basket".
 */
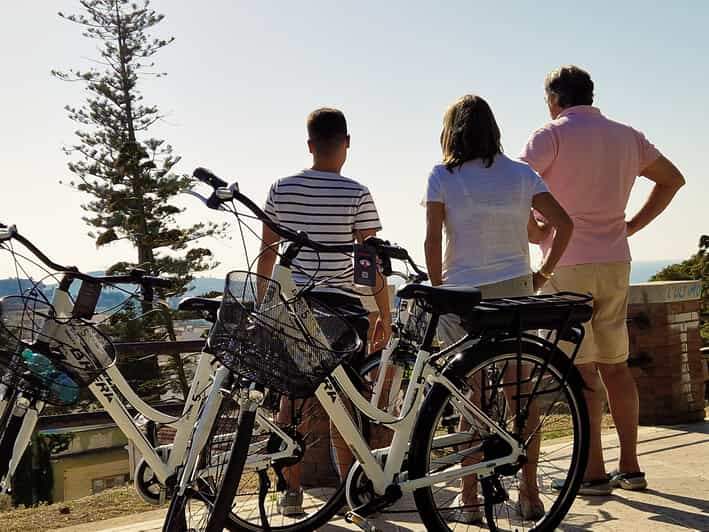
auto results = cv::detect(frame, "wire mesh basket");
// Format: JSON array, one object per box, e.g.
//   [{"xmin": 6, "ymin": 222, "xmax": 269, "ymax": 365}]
[
  {"xmin": 208, "ymin": 271, "xmax": 362, "ymax": 398},
  {"xmin": 0, "ymin": 295, "xmax": 117, "ymax": 406},
  {"xmin": 398, "ymin": 297, "xmax": 431, "ymax": 346}
]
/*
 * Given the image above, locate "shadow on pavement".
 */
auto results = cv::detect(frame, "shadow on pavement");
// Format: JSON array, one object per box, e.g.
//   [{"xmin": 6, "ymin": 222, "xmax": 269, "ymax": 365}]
[
  {"xmin": 614, "ymin": 493, "xmax": 709, "ymax": 530},
  {"xmin": 642, "ymin": 488, "xmax": 709, "ymax": 514}
]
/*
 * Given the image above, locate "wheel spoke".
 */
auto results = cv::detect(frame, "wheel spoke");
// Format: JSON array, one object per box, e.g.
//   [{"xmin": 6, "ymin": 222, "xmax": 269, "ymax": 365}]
[{"xmin": 408, "ymin": 344, "xmax": 589, "ymax": 532}]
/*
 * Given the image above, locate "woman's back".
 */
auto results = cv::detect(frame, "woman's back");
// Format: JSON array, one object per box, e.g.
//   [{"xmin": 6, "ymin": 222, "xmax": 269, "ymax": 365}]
[{"xmin": 426, "ymin": 154, "xmax": 547, "ymax": 286}]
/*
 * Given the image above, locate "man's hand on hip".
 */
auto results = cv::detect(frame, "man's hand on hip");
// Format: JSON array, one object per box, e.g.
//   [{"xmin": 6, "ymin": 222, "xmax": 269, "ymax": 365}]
[{"xmin": 626, "ymin": 220, "xmax": 639, "ymax": 237}]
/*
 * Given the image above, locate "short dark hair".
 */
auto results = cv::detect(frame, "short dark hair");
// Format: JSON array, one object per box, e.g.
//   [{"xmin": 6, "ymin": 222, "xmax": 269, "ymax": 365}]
[
  {"xmin": 307, "ymin": 108, "xmax": 348, "ymax": 154},
  {"xmin": 545, "ymin": 65, "xmax": 594, "ymax": 108},
  {"xmin": 441, "ymin": 95, "xmax": 502, "ymax": 170}
]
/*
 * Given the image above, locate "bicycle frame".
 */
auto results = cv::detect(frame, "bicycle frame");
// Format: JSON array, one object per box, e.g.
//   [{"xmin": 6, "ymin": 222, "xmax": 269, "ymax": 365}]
[
  {"xmin": 244, "ymin": 263, "xmax": 525, "ymax": 498},
  {"xmin": 1, "ymin": 275, "xmax": 226, "ymax": 497},
  {"xmin": 369, "ymin": 275, "xmax": 413, "ymax": 413}
]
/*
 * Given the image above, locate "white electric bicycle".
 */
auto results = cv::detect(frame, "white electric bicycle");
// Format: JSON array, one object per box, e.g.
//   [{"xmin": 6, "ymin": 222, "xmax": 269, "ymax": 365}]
[
  {"xmin": 0, "ymin": 224, "xmax": 248, "ymax": 508},
  {"xmin": 175, "ymin": 168, "xmax": 594, "ymax": 532}
]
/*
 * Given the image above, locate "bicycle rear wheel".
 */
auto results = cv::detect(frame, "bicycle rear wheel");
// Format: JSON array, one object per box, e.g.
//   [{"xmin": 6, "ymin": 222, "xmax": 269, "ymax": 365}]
[{"xmin": 409, "ymin": 338, "xmax": 589, "ymax": 532}]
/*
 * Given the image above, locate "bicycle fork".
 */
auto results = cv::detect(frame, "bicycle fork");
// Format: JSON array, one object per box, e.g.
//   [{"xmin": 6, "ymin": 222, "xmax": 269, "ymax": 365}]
[
  {"xmin": 173, "ymin": 366, "xmax": 232, "ymax": 497},
  {"xmin": 0, "ymin": 401, "xmax": 39, "ymax": 494}
]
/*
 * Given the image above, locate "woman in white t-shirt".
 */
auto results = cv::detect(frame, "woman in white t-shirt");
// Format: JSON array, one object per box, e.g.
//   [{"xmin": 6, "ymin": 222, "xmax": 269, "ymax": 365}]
[{"xmin": 424, "ymin": 95, "xmax": 573, "ymax": 524}]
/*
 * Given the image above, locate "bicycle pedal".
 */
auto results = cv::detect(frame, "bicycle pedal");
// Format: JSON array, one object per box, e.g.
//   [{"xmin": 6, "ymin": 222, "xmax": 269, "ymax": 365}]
[{"xmin": 345, "ymin": 511, "xmax": 381, "ymax": 532}]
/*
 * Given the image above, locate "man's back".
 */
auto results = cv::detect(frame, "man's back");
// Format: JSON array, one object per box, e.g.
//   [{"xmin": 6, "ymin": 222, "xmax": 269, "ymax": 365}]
[
  {"xmin": 521, "ymin": 105, "xmax": 660, "ymax": 266},
  {"xmin": 264, "ymin": 169, "xmax": 382, "ymax": 287}
]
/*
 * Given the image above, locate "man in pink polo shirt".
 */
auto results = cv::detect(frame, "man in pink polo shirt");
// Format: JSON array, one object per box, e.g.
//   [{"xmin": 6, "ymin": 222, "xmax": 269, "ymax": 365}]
[{"xmin": 521, "ymin": 65, "xmax": 685, "ymax": 495}]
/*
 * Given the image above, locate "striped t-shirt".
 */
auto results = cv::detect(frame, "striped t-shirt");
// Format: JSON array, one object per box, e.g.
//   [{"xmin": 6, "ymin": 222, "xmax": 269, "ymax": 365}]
[{"xmin": 264, "ymin": 169, "xmax": 383, "ymax": 288}]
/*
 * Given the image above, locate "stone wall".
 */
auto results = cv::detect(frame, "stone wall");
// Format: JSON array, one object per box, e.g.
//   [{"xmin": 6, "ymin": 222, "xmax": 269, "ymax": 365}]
[{"xmin": 627, "ymin": 280, "xmax": 707, "ymax": 425}]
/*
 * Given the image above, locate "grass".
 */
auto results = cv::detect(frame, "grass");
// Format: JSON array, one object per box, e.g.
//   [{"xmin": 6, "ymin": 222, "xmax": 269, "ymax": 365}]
[
  {"xmin": 0, "ymin": 487, "xmax": 160, "ymax": 532},
  {"xmin": 541, "ymin": 413, "xmax": 616, "ymax": 441}
]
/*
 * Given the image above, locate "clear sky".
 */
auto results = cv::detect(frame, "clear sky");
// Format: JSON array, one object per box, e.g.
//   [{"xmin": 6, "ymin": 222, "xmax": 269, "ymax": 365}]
[{"xmin": 1, "ymin": 1, "xmax": 707, "ymax": 278}]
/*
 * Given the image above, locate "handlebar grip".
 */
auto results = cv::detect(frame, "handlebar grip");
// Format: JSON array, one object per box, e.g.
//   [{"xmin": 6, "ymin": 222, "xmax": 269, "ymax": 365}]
[
  {"xmin": 384, "ymin": 246, "xmax": 409, "ymax": 261},
  {"xmin": 363, "ymin": 236, "xmax": 409, "ymax": 260},
  {"xmin": 193, "ymin": 167, "xmax": 228, "ymax": 189}
]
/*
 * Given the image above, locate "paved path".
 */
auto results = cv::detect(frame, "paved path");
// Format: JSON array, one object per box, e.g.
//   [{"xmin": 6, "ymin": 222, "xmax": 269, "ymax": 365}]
[{"xmin": 53, "ymin": 422, "xmax": 709, "ymax": 531}]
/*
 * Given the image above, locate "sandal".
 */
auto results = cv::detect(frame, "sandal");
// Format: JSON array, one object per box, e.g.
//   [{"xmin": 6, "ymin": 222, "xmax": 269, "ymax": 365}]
[
  {"xmin": 552, "ymin": 476, "xmax": 613, "ymax": 496},
  {"xmin": 609, "ymin": 470, "xmax": 647, "ymax": 491}
]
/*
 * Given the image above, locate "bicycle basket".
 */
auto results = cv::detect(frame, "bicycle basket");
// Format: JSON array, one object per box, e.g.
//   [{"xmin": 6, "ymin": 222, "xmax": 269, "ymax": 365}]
[
  {"xmin": 0, "ymin": 295, "xmax": 116, "ymax": 406},
  {"xmin": 398, "ymin": 297, "xmax": 430, "ymax": 346},
  {"xmin": 208, "ymin": 271, "xmax": 361, "ymax": 398}
]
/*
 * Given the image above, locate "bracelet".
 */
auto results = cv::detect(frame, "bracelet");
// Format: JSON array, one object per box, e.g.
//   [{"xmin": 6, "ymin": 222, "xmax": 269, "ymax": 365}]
[{"xmin": 537, "ymin": 269, "xmax": 554, "ymax": 280}]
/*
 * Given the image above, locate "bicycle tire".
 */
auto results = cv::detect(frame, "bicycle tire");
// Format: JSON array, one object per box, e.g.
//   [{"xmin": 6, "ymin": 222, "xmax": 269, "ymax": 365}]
[
  {"xmin": 162, "ymin": 482, "xmax": 189, "ymax": 532},
  {"xmin": 162, "ymin": 385, "xmax": 243, "ymax": 532},
  {"xmin": 182, "ymin": 350, "xmax": 409, "ymax": 532},
  {"xmin": 409, "ymin": 338, "xmax": 589, "ymax": 532},
  {"xmin": 205, "ymin": 399, "xmax": 258, "ymax": 532},
  {"xmin": 215, "ymin": 356, "xmax": 386, "ymax": 532}
]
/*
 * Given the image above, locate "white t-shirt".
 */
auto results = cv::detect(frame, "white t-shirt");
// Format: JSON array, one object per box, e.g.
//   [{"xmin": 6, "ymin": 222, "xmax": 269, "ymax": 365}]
[
  {"xmin": 264, "ymin": 169, "xmax": 382, "ymax": 288},
  {"xmin": 425, "ymin": 155, "xmax": 548, "ymax": 287}
]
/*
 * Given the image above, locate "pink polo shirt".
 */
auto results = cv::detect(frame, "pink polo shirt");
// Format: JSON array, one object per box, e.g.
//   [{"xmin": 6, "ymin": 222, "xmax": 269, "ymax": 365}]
[{"xmin": 520, "ymin": 106, "xmax": 661, "ymax": 267}]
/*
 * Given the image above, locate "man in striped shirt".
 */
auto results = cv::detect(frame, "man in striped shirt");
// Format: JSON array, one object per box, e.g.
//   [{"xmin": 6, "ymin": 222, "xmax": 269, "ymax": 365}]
[
  {"xmin": 256, "ymin": 108, "xmax": 391, "ymax": 516},
  {"xmin": 257, "ymin": 107, "xmax": 391, "ymax": 350}
]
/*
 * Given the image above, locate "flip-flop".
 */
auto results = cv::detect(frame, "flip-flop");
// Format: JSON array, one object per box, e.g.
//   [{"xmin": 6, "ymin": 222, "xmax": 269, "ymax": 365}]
[
  {"xmin": 552, "ymin": 476, "xmax": 613, "ymax": 495},
  {"xmin": 609, "ymin": 470, "xmax": 647, "ymax": 491}
]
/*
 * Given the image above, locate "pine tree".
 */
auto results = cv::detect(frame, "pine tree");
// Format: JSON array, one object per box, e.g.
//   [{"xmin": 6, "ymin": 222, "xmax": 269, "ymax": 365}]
[{"xmin": 54, "ymin": 0, "xmax": 225, "ymax": 400}]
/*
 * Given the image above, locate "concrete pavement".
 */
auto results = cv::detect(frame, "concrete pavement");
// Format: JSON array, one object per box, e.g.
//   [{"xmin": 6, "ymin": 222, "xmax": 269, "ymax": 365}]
[{"xmin": 53, "ymin": 422, "xmax": 709, "ymax": 531}]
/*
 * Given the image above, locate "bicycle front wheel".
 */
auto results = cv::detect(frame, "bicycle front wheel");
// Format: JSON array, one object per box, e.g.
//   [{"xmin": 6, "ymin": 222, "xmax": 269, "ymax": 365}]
[
  {"xmin": 219, "ymin": 361, "xmax": 380, "ymax": 532},
  {"xmin": 409, "ymin": 338, "xmax": 589, "ymax": 532},
  {"xmin": 204, "ymin": 396, "xmax": 259, "ymax": 532},
  {"xmin": 163, "ymin": 389, "xmax": 243, "ymax": 532},
  {"xmin": 0, "ymin": 388, "xmax": 24, "ymax": 482}
]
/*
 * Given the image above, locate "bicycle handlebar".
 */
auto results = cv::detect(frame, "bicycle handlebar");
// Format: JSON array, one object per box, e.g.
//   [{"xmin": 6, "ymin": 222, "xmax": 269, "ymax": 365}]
[
  {"xmin": 0, "ymin": 226, "xmax": 174, "ymax": 293},
  {"xmin": 192, "ymin": 167, "xmax": 428, "ymax": 281}
]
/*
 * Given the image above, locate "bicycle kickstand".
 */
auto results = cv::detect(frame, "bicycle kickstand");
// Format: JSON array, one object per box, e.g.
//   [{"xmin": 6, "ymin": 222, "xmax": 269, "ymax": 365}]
[{"xmin": 257, "ymin": 468, "xmax": 272, "ymax": 531}]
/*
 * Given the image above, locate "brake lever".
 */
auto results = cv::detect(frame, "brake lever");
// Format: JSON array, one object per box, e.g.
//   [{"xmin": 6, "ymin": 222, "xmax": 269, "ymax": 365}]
[
  {"xmin": 184, "ymin": 189, "xmax": 210, "ymax": 204},
  {"xmin": 185, "ymin": 189, "xmax": 225, "ymax": 211}
]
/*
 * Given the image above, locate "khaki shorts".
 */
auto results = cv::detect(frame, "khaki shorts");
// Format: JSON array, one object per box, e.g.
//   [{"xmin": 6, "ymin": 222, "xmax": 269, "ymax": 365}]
[
  {"xmin": 438, "ymin": 275, "xmax": 533, "ymax": 347},
  {"xmin": 545, "ymin": 262, "xmax": 631, "ymax": 365}
]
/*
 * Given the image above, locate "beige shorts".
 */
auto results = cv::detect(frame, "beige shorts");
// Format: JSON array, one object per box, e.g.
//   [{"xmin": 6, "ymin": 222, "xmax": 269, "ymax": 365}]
[
  {"xmin": 544, "ymin": 262, "xmax": 631, "ymax": 365},
  {"xmin": 438, "ymin": 274, "xmax": 533, "ymax": 347}
]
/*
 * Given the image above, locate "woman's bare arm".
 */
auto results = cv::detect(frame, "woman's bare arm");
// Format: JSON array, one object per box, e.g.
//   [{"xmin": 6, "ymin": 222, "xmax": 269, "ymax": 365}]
[{"xmin": 424, "ymin": 202, "xmax": 445, "ymax": 286}]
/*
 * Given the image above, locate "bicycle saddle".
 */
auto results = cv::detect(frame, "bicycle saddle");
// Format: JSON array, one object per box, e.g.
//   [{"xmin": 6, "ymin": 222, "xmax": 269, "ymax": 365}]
[
  {"xmin": 396, "ymin": 284, "xmax": 482, "ymax": 316},
  {"xmin": 178, "ymin": 296, "xmax": 222, "ymax": 314}
]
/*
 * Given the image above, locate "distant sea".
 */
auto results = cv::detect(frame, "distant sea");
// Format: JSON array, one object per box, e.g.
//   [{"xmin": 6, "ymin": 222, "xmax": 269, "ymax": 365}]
[
  {"xmin": 630, "ymin": 259, "xmax": 681, "ymax": 283},
  {"xmin": 0, "ymin": 259, "xmax": 684, "ymax": 308},
  {"xmin": 188, "ymin": 259, "xmax": 681, "ymax": 291}
]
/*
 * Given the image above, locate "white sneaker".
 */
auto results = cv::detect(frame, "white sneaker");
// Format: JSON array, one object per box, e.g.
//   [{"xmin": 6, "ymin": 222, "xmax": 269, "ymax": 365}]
[
  {"xmin": 450, "ymin": 495, "xmax": 483, "ymax": 524},
  {"xmin": 277, "ymin": 487, "xmax": 304, "ymax": 516}
]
